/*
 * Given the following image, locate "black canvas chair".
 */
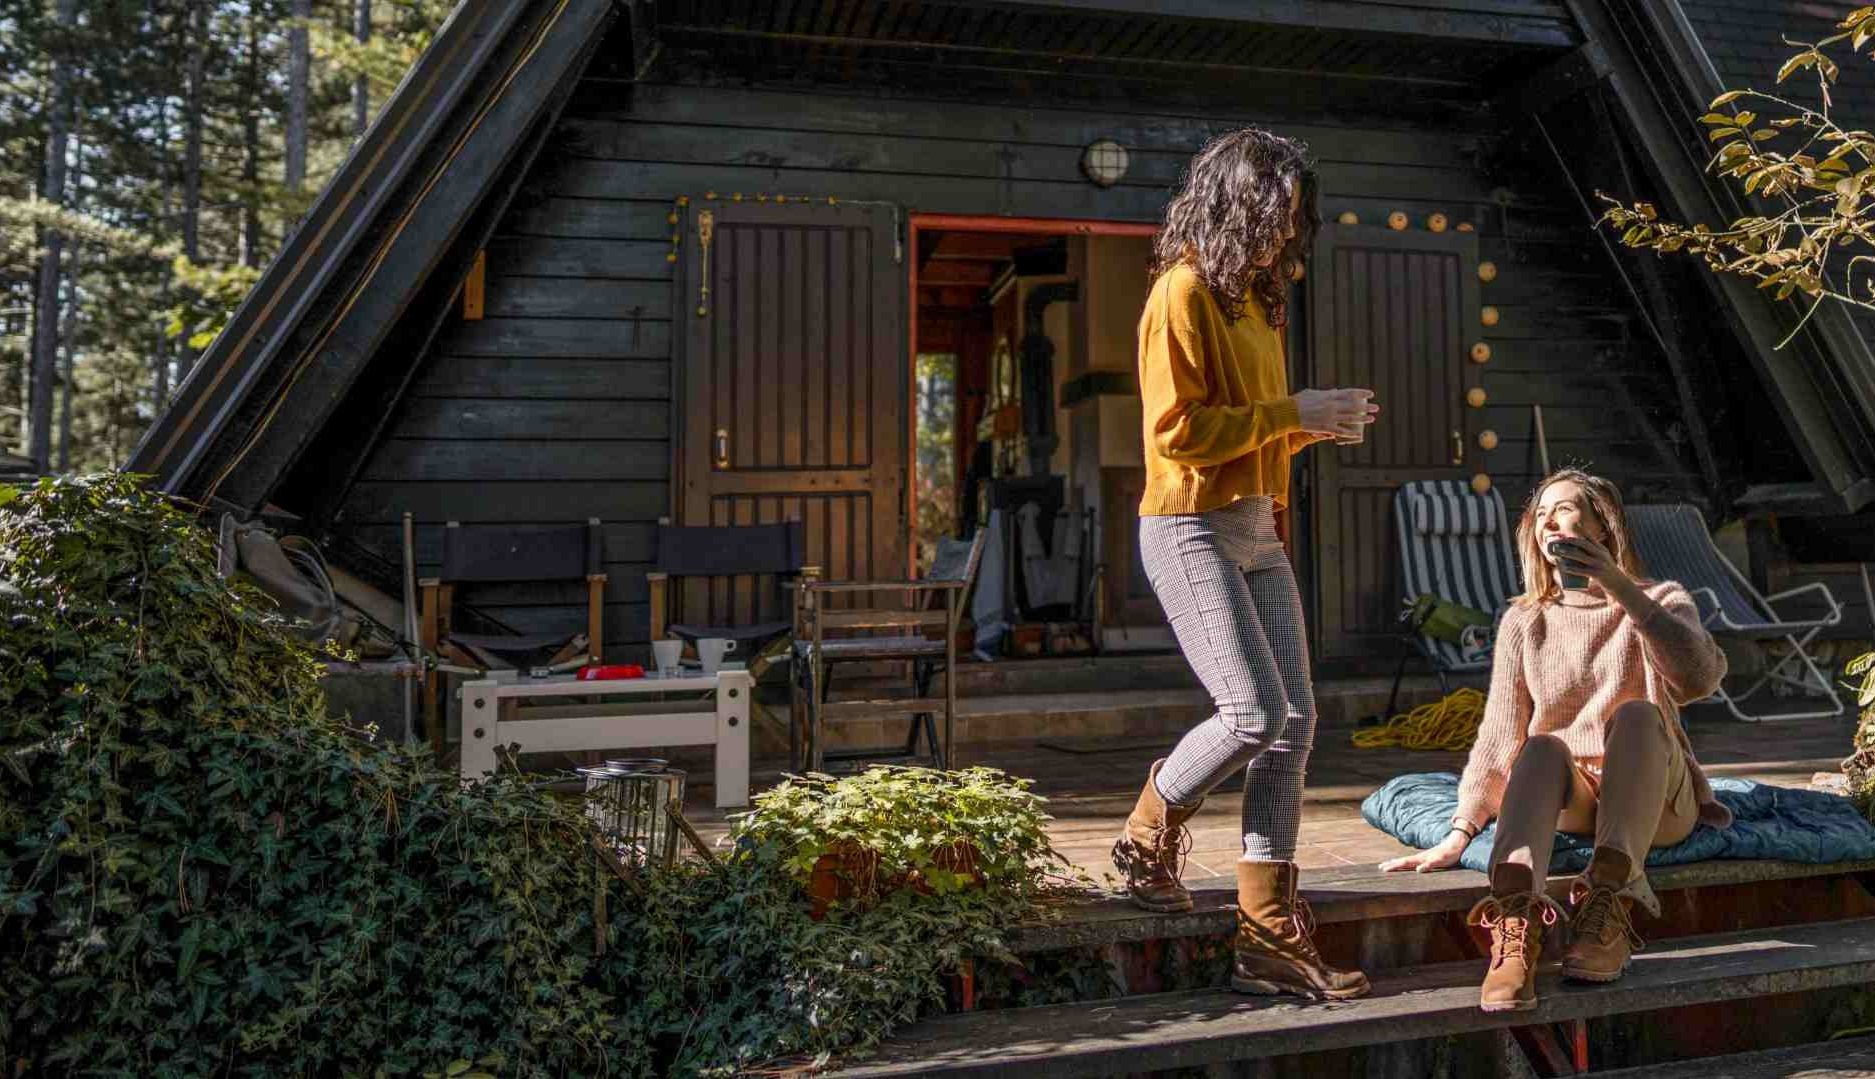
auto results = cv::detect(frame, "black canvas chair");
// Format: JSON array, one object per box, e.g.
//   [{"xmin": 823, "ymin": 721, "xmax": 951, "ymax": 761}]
[
  {"xmin": 419, "ymin": 518, "xmax": 606, "ymax": 752},
  {"xmin": 646, "ymin": 520, "xmax": 807, "ymax": 674},
  {"xmin": 791, "ymin": 529, "xmax": 988, "ymax": 773}
]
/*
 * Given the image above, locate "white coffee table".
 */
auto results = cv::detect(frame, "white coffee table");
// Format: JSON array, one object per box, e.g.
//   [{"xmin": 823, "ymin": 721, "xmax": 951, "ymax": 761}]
[{"xmin": 456, "ymin": 666, "xmax": 752, "ymax": 808}]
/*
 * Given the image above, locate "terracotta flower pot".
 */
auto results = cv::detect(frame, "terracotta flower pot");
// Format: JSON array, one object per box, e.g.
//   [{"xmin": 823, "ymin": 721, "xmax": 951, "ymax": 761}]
[{"xmin": 806, "ymin": 839, "xmax": 880, "ymax": 920}]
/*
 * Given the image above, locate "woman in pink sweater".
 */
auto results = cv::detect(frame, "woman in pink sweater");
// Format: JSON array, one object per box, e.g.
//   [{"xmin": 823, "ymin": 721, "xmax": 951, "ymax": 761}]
[{"xmin": 1379, "ymin": 468, "xmax": 1729, "ymax": 1013}]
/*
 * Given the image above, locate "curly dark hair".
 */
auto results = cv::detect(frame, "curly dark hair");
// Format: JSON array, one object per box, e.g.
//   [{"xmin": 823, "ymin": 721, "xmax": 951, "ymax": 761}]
[{"xmin": 1151, "ymin": 128, "xmax": 1319, "ymax": 328}]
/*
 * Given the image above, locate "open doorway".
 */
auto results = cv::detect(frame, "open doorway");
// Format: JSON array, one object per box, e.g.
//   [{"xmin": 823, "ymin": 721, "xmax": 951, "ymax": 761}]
[{"xmin": 908, "ymin": 215, "xmax": 1164, "ymax": 658}]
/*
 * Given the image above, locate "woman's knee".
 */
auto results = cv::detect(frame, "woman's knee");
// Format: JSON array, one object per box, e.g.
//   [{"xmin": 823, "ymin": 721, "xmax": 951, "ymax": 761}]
[
  {"xmin": 1513, "ymin": 733, "xmax": 1573, "ymax": 773},
  {"xmin": 1217, "ymin": 690, "xmax": 1290, "ymax": 743},
  {"xmin": 1607, "ymin": 701, "xmax": 1669, "ymax": 744}
]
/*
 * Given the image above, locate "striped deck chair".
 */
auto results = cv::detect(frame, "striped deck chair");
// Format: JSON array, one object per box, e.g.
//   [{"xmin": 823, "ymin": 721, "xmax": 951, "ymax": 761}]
[
  {"xmin": 1386, "ymin": 480, "xmax": 1522, "ymax": 713},
  {"xmin": 1627, "ymin": 504, "xmax": 1845, "ymax": 723}
]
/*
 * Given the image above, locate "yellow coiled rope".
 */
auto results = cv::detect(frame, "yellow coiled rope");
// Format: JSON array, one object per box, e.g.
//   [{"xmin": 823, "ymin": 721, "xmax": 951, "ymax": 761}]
[{"xmin": 1352, "ymin": 688, "xmax": 1487, "ymax": 751}]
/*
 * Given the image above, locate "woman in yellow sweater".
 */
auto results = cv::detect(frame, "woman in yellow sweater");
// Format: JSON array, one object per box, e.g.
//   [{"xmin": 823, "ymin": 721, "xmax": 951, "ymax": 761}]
[
  {"xmin": 1380, "ymin": 469, "xmax": 1728, "ymax": 1014},
  {"xmin": 1111, "ymin": 127, "xmax": 1379, "ymax": 1002}
]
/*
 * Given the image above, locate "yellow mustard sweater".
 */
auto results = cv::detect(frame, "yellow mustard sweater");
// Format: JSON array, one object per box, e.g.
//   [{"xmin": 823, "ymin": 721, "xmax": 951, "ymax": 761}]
[{"xmin": 1137, "ymin": 264, "xmax": 1326, "ymax": 516}]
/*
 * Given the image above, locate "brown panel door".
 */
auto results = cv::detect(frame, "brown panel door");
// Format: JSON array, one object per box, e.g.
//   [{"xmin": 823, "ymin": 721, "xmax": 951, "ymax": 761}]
[
  {"xmin": 1306, "ymin": 226, "xmax": 1480, "ymax": 663},
  {"xmin": 677, "ymin": 201, "xmax": 908, "ymax": 626}
]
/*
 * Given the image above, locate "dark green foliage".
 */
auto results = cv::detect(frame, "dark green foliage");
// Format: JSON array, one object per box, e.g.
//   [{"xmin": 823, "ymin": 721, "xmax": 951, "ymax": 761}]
[{"xmin": 0, "ymin": 474, "xmax": 1071, "ymax": 1076}]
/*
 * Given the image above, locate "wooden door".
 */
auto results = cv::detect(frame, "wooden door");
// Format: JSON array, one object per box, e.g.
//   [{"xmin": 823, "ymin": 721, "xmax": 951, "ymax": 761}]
[
  {"xmin": 1306, "ymin": 226, "xmax": 1480, "ymax": 663},
  {"xmin": 677, "ymin": 201, "xmax": 908, "ymax": 625}
]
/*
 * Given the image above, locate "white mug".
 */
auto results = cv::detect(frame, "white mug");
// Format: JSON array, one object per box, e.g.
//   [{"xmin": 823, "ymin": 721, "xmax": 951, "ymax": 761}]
[
  {"xmin": 651, "ymin": 639, "xmax": 683, "ymax": 677},
  {"xmin": 697, "ymin": 637, "xmax": 737, "ymax": 675}
]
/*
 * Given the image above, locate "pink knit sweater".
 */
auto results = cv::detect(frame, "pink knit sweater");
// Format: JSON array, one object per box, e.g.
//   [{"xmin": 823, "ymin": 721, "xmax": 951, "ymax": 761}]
[{"xmin": 1453, "ymin": 580, "xmax": 1733, "ymax": 832}]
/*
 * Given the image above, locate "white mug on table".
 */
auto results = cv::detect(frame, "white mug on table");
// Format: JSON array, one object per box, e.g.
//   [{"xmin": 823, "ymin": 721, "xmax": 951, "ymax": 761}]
[{"xmin": 697, "ymin": 637, "xmax": 737, "ymax": 675}]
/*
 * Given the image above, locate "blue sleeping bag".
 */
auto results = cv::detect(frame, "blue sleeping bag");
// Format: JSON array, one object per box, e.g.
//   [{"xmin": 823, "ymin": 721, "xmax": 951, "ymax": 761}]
[{"xmin": 1362, "ymin": 772, "xmax": 1875, "ymax": 874}]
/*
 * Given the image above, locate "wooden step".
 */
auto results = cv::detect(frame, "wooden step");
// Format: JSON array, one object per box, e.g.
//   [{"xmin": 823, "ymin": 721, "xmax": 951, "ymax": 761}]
[
  {"xmin": 1588, "ymin": 1037, "xmax": 1875, "ymax": 1078},
  {"xmin": 1009, "ymin": 857, "xmax": 1875, "ymax": 954},
  {"xmin": 839, "ymin": 917, "xmax": 1875, "ymax": 1078}
]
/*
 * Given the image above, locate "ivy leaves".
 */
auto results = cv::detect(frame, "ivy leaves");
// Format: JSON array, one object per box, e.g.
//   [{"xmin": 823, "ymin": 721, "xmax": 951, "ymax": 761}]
[{"xmin": 0, "ymin": 475, "xmax": 1080, "ymax": 1077}]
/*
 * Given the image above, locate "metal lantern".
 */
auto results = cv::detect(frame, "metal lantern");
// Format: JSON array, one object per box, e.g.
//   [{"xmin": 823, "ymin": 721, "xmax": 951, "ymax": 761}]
[{"xmin": 583, "ymin": 759, "xmax": 688, "ymax": 869}]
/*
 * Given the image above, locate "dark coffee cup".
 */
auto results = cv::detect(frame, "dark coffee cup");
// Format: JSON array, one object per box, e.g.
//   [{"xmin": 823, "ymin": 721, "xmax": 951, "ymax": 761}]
[{"xmin": 1548, "ymin": 538, "xmax": 1589, "ymax": 590}]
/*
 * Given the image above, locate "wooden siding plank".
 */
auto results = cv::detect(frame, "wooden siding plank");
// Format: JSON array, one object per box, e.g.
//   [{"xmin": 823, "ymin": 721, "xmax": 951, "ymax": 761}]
[
  {"xmin": 410, "ymin": 357, "xmax": 670, "ymax": 399},
  {"xmin": 341, "ymin": 480, "xmax": 668, "ymax": 523},
  {"xmin": 438, "ymin": 317, "xmax": 671, "ymax": 358},
  {"xmin": 503, "ymin": 197, "xmax": 675, "ymax": 240},
  {"xmin": 564, "ymin": 104, "xmax": 1481, "ymax": 176},
  {"xmin": 362, "ymin": 439, "xmax": 667, "ymax": 482},
  {"xmin": 551, "ymin": 153, "xmax": 1492, "ymax": 208},
  {"xmin": 484, "ymin": 277, "xmax": 672, "ymax": 319},
  {"xmin": 344, "ymin": 521, "xmax": 657, "ymax": 565},
  {"xmin": 486, "ymin": 236, "xmax": 675, "ymax": 278},
  {"xmin": 389, "ymin": 399, "xmax": 670, "ymax": 440}
]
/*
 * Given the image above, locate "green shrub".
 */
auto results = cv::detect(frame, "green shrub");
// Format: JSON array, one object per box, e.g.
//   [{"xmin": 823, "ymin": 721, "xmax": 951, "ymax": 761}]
[{"xmin": 0, "ymin": 474, "xmax": 1074, "ymax": 1076}]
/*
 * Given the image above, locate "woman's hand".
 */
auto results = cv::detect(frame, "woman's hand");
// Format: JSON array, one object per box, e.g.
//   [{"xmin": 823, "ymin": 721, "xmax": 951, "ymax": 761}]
[
  {"xmin": 1380, "ymin": 830, "xmax": 1470, "ymax": 874},
  {"xmin": 1551, "ymin": 534, "xmax": 1633, "ymax": 592},
  {"xmin": 1293, "ymin": 388, "xmax": 1378, "ymax": 441}
]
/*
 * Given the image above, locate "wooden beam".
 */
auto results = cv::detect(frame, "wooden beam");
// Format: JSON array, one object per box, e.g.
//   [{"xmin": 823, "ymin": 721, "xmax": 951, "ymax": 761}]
[
  {"xmin": 623, "ymin": 0, "xmax": 659, "ymax": 81},
  {"xmin": 902, "ymin": 0, "xmax": 1580, "ymax": 48},
  {"xmin": 1496, "ymin": 41, "xmax": 1610, "ymax": 115},
  {"xmin": 929, "ymin": 233, "xmax": 1026, "ymax": 261},
  {"xmin": 461, "ymin": 249, "xmax": 485, "ymax": 320},
  {"xmin": 919, "ymin": 260, "xmax": 997, "ymax": 286}
]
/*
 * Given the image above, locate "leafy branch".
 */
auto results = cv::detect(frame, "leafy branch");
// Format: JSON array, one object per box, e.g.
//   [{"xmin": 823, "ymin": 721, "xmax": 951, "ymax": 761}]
[{"xmin": 1598, "ymin": 5, "xmax": 1875, "ymax": 345}]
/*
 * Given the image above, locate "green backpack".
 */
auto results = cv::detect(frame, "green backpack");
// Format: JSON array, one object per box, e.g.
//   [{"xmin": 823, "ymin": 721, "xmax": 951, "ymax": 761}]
[{"xmin": 1403, "ymin": 592, "xmax": 1492, "ymax": 646}]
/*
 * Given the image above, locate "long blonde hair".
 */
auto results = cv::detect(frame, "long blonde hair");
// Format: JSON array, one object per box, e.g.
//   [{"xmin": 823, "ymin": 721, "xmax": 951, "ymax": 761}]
[{"xmin": 1512, "ymin": 468, "xmax": 1647, "ymax": 608}]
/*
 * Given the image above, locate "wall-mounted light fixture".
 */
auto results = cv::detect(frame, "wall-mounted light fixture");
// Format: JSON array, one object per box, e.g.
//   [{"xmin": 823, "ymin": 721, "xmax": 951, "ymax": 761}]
[{"xmin": 1081, "ymin": 139, "xmax": 1130, "ymax": 188}]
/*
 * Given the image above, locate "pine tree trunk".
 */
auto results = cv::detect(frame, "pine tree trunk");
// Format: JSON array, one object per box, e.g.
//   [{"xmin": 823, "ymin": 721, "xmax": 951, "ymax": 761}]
[
  {"xmin": 28, "ymin": 0, "xmax": 79, "ymax": 472},
  {"xmin": 153, "ymin": 86, "xmax": 173, "ymax": 410},
  {"xmin": 178, "ymin": 0, "xmax": 207, "ymax": 384},
  {"xmin": 57, "ymin": 125, "xmax": 83, "ymax": 474},
  {"xmin": 242, "ymin": 15, "xmax": 263, "ymax": 268},
  {"xmin": 285, "ymin": 0, "xmax": 310, "ymax": 193},
  {"xmin": 353, "ymin": 0, "xmax": 371, "ymax": 137}
]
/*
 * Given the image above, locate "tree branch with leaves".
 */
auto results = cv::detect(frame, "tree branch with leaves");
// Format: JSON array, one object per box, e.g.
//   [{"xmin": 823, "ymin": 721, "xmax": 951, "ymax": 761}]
[{"xmin": 1598, "ymin": 6, "xmax": 1875, "ymax": 346}]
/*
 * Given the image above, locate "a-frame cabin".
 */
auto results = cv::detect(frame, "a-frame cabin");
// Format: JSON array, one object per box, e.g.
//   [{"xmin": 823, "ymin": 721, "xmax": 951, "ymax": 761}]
[{"xmin": 131, "ymin": 0, "xmax": 1875, "ymax": 677}]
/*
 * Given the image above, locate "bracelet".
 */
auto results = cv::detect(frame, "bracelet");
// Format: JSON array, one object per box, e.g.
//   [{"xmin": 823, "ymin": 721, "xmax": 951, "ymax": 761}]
[{"xmin": 1451, "ymin": 820, "xmax": 1479, "ymax": 840}]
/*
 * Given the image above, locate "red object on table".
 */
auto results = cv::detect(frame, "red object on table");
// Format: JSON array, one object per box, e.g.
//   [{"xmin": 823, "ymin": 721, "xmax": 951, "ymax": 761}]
[{"xmin": 577, "ymin": 663, "xmax": 645, "ymax": 681}]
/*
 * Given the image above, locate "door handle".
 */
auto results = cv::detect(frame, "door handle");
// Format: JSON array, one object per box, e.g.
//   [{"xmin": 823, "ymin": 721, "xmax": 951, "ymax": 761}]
[
  {"xmin": 1451, "ymin": 429, "xmax": 1464, "ymax": 466},
  {"xmin": 714, "ymin": 428, "xmax": 729, "ymax": 469}
]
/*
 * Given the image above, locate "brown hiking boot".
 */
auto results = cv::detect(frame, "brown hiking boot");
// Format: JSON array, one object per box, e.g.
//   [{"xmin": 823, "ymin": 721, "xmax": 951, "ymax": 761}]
[
  {"xmin": 1230, "ymin": 860, "xmax": 1371, "ymax": 1000},
  {"xmin": 1111, "ymin": 760, "xmax": 1203, "ymax": 912},
  {"xmin": 1564, "ymin": 847, "xmax": 1643, "ymax": 983},
  {"xmin": 1467, "ymin": 862, "xmax": 1565, "ymax": 1013}
]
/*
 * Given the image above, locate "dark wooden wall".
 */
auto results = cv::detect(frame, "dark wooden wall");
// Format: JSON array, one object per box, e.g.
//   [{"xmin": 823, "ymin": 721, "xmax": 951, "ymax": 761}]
[{"xmin": 332, "ymin": 46, "xmax": 1712, "ymax": 659}]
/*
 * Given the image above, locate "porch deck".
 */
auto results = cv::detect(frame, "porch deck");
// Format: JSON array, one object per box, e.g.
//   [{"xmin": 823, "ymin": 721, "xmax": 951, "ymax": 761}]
[{"xmin": 684, "ymin": 695, "xmax": 1853, "ymax": 882}]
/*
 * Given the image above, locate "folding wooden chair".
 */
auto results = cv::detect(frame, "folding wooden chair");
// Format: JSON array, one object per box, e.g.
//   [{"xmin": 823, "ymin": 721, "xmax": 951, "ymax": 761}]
[
  {"xmin": 418, "ymin": 518, "xmax": 606, "ymax": 754},
  {"xmin": 792, "ymin": 530, "xmax": 987, "ymax": 773},
  {"xmin": 645, "ymin": 519, "xmax": 806, "ymax": 680},
  {"xmin": 1629, "ymin": 504, "xmax": 1845, "ymax": 722}
]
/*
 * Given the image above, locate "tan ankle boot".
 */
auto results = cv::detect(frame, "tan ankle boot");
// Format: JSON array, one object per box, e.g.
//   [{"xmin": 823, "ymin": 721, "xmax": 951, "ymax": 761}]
[
  {"xmin": 1111, "ymin": 760, "xmax": 1203, "ymax": 912},
  {"xmin": 1229, "ymin": 860, "xmax": 1370, "ymax": 1000},
  {"xmin": 1564, "ymin": 847, "xmax": 1642, "ymax": 982},
  {"xmin": 1467, "ymin": 863, "xmax": 1565, "ymax": 1013}
]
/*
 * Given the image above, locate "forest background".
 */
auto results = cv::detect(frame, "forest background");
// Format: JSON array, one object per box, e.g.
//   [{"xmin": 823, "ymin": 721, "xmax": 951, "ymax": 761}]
[{"xmin": 2, "ymin": 0, "xmax": 451, "ymax": 474}]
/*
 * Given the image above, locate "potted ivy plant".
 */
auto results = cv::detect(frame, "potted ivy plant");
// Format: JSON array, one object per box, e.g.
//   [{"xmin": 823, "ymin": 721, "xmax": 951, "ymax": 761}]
[{"xmin": 732, "ymin": 766, "xmax": 1062, "ymax": 919}]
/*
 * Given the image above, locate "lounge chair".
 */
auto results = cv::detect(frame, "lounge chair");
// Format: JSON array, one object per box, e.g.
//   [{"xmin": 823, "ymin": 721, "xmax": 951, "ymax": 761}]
[
  {"xmin": 1627, "ymin": 504, "xmax": 1845, "ymax": 723},
  {"xmin": 1385, "ymin": 480, "xmax": 1523, "ymax": 714}
]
